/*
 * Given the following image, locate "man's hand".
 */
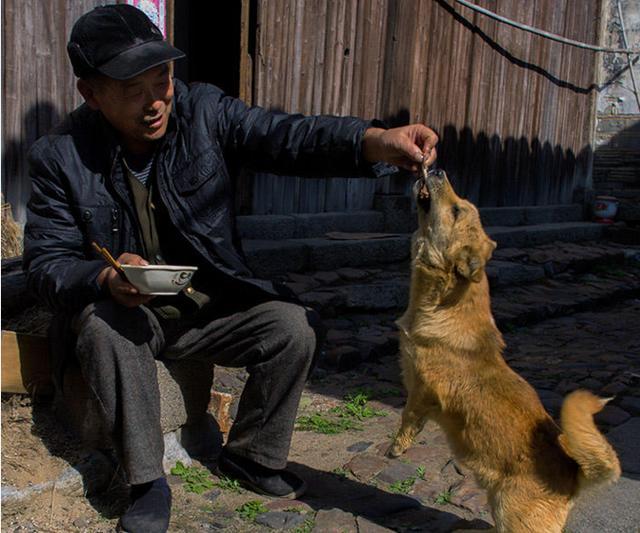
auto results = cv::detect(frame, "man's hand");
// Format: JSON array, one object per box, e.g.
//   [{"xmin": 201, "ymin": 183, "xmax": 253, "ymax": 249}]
[
  {"xmin": 97, "ymin": 252, "xmax": 155, "ymax": 308},
  {"xmin": 362, "ymin": 124, "xmax": 438, "ymax": 173}
]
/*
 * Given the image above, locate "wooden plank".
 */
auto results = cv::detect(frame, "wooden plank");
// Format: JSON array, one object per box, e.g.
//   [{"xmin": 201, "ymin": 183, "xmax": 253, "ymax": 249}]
[
  {"xmin": 239, "ymin": 0, "xmax": 253, "ymax": 104},
  {"xmin": 1, "ymin": 330, "xmax": 52, "ymax": 395}
]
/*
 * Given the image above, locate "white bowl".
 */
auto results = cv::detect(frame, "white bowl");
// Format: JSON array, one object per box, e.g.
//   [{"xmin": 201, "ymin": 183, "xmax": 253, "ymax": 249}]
[{"xmin": 121, "ymin": 265, "xmax": 198, "ymax": 295}]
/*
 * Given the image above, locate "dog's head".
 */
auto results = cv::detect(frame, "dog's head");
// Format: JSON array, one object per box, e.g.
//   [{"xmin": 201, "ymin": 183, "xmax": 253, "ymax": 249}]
[{"xmin": 413, "ymin": 169, "xmax": 496, "ymax": 284}]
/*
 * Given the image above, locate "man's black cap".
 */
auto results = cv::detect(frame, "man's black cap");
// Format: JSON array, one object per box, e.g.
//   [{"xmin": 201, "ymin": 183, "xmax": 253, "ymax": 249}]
[{"xmin": 67, "ymin": 4, "xmax": 185, "ymax": 80}]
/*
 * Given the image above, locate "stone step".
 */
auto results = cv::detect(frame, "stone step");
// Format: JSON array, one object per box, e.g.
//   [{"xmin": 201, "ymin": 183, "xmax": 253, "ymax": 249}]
[
  {"xmin": 237, "ymin": 210, "xmax": 384, "ymax": 240},
  {"xmin": 487, "ymin": 221, "xmax": 606, "ymax": 248},
  {"xmin": 243, "ymin": 222, "xmax": 608, "ymax": 277},
  {"xmin": 480, "ymin": 204, "xmax": 584, "ymax": 227},
  {"xmin": 244, "ymin": 235, "xmax": 411, "ymax": 277},
  {"xmin": 491, "ymin": 268, "xmax": 640, "ymax": 328},
  {"xmin": 298, "ymin": 266, "xmax": 640, "ymax": 319},
  {"xmin": 237, "ymin": 205, "xmax": 585, "ymax": 241},
  {"xmin": 314, "ymin": 262, "xmax": 640, "ymax": 371},
  {"xmin": 283, "ymin": 244, "xmax": 640, "ymax": 316}
]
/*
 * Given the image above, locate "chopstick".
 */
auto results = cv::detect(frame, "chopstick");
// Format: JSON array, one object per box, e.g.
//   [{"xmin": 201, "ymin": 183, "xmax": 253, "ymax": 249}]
[{"xmin": 92, "ymin": 241, "xmax": 128, "ymax": 281}]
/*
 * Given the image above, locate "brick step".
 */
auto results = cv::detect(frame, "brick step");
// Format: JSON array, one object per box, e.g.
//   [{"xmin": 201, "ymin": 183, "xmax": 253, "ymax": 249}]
[{"xmin": 243, "ymin": 222, "xmax": 608, "ymax": 277}]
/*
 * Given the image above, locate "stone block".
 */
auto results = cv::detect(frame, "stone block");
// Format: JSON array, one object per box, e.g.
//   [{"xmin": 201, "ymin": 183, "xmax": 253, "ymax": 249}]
[{"xmin": 55, "ymin": 358, "xmax": 214, "ymax": 449}]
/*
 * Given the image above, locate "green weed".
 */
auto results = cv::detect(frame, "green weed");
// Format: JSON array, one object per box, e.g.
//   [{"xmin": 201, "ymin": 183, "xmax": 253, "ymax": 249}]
[
  {"xmin": 236, "ymin": 500, "xmax": 268, "ymax": 522},
  {"xmin": 389, "ymin": 477, "xmax": 416, "ymax": 494},
  {"xmin": 335, "ymin": 391, "xmax": 388, "ymax": 420},
  {"xmin": 388, "ymin": 466, "xmax": 428, "ymax": 494},
  {"xmin": 215, "ymin": 475, "xmax": 242, "ymax": 493},
  {"xmin": 294, "ymin": 518, "xmax": 315, "ymax": 533},
  {"xmin": 296, "ymin": 390, "xmax": 386, "ymax": 434},
  {"xmin": 435, "ymin": 490, "xmax": 453, "ymax": 505},
  {"xmin": 170, "ymin": 461, "xmax": 215, "ymax": 495},
  {"xmin": 296, "ymin": 412, "xmax": 359, "ymax": 434},
  {"xmin": 332, "ymin": 467, "xmax": 349, "ymax": 478}
]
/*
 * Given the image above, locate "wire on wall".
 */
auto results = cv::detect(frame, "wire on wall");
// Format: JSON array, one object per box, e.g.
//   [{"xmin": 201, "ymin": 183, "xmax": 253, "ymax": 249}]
[{"xmin": 453, "ymin": 0, "xmax": 640, "ymax": 54}]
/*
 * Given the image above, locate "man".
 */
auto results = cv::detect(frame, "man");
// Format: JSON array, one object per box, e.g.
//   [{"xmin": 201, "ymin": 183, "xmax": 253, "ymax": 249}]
[{"xmin": 24, "ymin": 4, "xmax": 438, "ymax": 532}]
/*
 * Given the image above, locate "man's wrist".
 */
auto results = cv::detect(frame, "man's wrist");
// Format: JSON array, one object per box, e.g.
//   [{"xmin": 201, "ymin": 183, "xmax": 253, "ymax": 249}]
[
  {"xmin": 362, "ymin": 127, "xmax": 386, "ymax": 163},
  {"xmin": 97, "ymin": 267, "xmax": 112, "ymax": 296}
]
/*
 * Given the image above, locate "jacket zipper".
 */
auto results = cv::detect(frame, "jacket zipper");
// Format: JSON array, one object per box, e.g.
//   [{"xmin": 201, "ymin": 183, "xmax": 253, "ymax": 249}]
[{"xmin": 107, "ymin": 149, "xmax": 145, "ymax": 256}]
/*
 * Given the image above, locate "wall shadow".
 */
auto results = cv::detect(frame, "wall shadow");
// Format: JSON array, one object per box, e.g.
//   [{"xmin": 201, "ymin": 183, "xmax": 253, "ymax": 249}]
[
  {"xmin": 2, "ymin": 102, "xmax": 62, "ymax": 223},
  {"xmin": 381, "ymin": 108, "xmax": 593, "ymax": 207}
]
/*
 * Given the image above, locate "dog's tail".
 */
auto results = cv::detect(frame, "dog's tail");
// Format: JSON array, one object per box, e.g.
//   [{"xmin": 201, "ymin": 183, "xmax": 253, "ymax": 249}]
[{"xmin": 559, "ymin": 390, "xmax": 621, "ymax": 493}]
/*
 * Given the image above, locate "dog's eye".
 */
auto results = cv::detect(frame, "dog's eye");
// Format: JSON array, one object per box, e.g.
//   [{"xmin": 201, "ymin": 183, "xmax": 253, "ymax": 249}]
[{"xmin": 452, "ymin": 205, "xmax": 461, "ymax": 219}]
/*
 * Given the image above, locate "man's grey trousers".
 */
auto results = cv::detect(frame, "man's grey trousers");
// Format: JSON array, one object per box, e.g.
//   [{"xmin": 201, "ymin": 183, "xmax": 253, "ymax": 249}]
[{"xmin": 73, "ymin": 298, "xmax": 321, "ymax": 485}]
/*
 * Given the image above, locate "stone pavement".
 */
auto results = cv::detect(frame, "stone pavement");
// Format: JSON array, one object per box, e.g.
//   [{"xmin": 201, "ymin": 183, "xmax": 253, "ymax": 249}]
[
  {"xmin": 205, "ymin": 297, "xmax": 640, "ymax": 533},
  {"xmin": 2, "ymin": 260, "xmax": 640, "ymax": 532}
]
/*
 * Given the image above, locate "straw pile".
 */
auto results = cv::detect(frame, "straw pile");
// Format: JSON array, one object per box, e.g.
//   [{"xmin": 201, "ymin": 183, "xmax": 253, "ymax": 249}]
[{"xmin": 1, "ymin": 200, "xmax": 23, "ymax": 258}]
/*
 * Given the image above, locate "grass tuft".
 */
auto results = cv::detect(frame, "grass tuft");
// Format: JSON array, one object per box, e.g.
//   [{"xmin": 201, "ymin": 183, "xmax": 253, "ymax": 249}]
[
  {"xmin": 235, "ymin": 500, "xmax": 268, "ymax": 522},
  {"xmin": 170, "ymin": 461, "xmax": 215, "ymax": 495},
  {"xmin": 296, "ymin": 390, "xmax": 387, "ymax": 434}
]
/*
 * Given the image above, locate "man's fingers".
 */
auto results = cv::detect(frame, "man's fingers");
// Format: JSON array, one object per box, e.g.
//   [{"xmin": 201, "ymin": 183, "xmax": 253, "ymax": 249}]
[{"xmin": 424, "ymin": 147, "xmax": 438, "ymax": 167}]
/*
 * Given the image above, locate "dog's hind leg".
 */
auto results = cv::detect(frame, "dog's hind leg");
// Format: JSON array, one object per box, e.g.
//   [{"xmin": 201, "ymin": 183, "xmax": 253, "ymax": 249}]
[
  {"xmin": 490, "ymin": 480, "xmax": 569, "ymax": 533},
  {"xmin": 387, "ymin": 387, "xmax": 437, "ymax": 457}
]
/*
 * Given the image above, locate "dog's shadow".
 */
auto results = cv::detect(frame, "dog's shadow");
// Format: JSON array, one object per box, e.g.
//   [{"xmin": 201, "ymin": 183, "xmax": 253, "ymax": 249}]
[{"xmin": 287, "ymin": 461, "xmax": 493, "ymax": 532}]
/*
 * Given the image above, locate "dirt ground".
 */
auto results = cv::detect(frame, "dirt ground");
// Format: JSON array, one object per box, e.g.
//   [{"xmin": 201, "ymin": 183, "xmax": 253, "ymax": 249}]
[{"xmin": 2, "ymin": 297, "xmax": 639, "ymax": 532}]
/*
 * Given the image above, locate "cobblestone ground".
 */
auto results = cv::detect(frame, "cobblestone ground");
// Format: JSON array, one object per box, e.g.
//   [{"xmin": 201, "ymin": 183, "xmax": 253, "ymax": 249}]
[{"xmin": 3, "ymin": 299, "xmax": 639, "ymax": 531}]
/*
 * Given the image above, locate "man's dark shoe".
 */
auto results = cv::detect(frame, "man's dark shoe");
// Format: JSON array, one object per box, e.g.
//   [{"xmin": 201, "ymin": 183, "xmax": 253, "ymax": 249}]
[
  {"xmin": 118, "ymin": 477, "xmax": 172, "ymax": 533},
  {"xmin": 217, "ymin": 450, "xmax": 306, "ymax": 499}
]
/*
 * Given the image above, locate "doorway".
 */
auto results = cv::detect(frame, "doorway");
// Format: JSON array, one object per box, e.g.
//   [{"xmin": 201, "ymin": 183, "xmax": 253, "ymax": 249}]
[{"xmin": 173, "ymin": 2, "xmax": 246, "ymax": 97}]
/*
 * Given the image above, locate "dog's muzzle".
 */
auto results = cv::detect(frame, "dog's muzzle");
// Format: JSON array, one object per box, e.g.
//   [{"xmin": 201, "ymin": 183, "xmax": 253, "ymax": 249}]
[{"xmin": 415, "ymin": 168, "xmax": 444, "ymax": 212}]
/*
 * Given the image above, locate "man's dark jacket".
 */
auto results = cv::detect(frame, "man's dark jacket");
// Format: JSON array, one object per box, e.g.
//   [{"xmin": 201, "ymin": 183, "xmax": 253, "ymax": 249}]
[{"xmin": 24, "ymin": 79, "xmax": 382, "ymax": 316}]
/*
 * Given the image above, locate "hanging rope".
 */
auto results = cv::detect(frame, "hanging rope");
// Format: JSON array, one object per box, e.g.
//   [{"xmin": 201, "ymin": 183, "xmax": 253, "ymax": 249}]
[{"xmin": 453, "ymin": 0, "xmax": 640, "ymax": 54}]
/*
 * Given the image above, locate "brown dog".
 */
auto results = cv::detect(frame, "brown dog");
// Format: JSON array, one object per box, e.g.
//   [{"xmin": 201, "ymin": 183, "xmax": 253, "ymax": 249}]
[{"xmin": 388, "ymin": 168, "xmax": 621, "ymax": 532}]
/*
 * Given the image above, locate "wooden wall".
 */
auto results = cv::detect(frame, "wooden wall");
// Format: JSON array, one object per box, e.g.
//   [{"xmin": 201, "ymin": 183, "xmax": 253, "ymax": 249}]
[
  {"xmin": 2, "ymin": 0, "xmax": 106, "ymax": 222},
  {"xmin": 250, "ymin": 0, "xmax": 602, "ymax": 214}
]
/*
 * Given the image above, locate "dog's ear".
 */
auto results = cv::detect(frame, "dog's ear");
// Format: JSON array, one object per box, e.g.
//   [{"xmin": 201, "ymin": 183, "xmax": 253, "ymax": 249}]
[{"xmin": 454, "ymin": 241, "xmax": 494, "ymax": 283}]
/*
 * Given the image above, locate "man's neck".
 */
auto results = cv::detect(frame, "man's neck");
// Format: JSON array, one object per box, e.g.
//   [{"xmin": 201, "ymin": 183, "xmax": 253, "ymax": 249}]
[{"xmin": 123, "ymin": 139, "xmax": 159, "ymax": 159}]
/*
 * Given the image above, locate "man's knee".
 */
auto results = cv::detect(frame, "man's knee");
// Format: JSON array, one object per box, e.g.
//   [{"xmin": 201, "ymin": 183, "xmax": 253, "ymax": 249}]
[{"xmin": 263, "ymin": 301, "xmax": 324, "ymax": 359}]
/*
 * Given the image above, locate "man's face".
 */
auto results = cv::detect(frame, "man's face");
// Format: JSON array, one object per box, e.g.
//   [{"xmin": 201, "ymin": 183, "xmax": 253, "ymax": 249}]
[{"xmin": 82, "ymin": 64, "xmax": 174, "ymax": 155}]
